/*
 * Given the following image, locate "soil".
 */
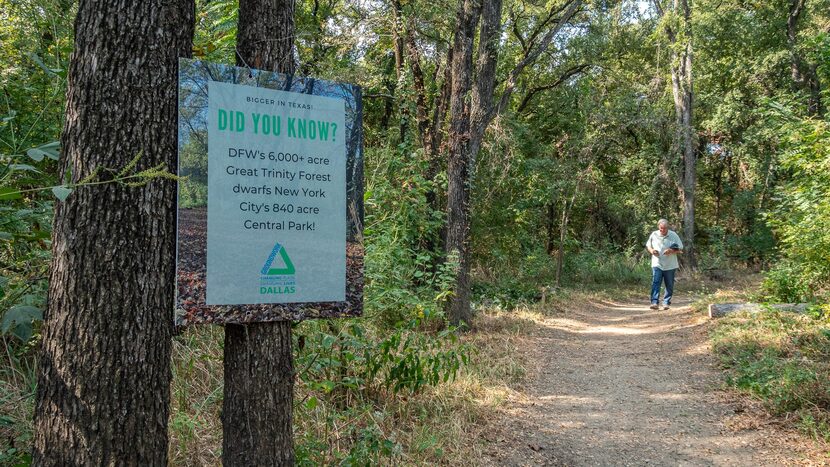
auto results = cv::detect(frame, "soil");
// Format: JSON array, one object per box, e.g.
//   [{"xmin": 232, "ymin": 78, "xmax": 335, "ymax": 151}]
[
  {"xmin": 482, "ymin": 298, "xmax": 827, "ymax": 466},
  {"xmin": 175, "ymin": 207, "xmax": 363, "ymax": 326}
]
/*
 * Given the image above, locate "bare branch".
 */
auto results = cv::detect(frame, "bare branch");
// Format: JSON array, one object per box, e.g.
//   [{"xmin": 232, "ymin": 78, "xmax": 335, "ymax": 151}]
[
  {"xmin": 496, "ymin": 0, "xmax": 584, "ymax": 115},
  {"xmin": 516, "ymin": 63, "xmax": 590, "ymax": 112}
]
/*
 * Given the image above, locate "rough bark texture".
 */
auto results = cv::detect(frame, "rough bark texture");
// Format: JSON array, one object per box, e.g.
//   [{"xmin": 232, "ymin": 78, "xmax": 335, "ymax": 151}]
[
  {"xmin": 445, "ymin": 0, "xmax": 482, "ymax": 327},
  {"xmin": 673, "ymin": 0, "xmax": 696, "ymax": 270},
  {"xmin": 32, "ymin": 1, "xmax": 194, "ymax": 464},
  {"xmin": 223, "ymin": 323, "xmax": 295, "ymax": 465},
  {"xmin": 444, "ymin": 0, "xmax": 580, "ymax": 326},
  {"xmin": 223, "ymin": 0, "xmax": 296, "ymax": 464},
  {"xmin": 235, "ymin": 0, "xmax": 296, "ymax": 73},
  {"xmin": 469, "ymin": 0, "xmax": 503, "ymax": 161},
  {"xmin": 391, "ymin": 0, "xmax": 409, "ymax": 142},
  {"xmin": 405, "ymin": 27, "xmax": 433, "ymax": 155},
  {"xmin": 656, "ymin": 0, "xmax": 696, "ymax": 269}
]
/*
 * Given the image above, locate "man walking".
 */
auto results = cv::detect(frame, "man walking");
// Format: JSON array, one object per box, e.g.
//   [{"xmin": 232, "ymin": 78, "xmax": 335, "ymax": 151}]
[{"xmin": 646, "ymin": 219, "xmax": 684, "ymax": 310}]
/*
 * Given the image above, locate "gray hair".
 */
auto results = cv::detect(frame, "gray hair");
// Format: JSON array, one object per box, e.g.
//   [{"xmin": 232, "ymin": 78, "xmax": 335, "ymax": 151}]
[{"xmin": 658, "ymin": 219, "xmax": 669, "ymax": 227}]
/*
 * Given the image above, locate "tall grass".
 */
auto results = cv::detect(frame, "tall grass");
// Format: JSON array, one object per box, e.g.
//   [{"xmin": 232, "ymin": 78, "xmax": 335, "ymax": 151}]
[
  {"xmin": 0, "ymin": 338, "xmax": 36, "ymax": 465},
  {"xmin": 711, "ymin": 307, "xmax": 830, "ymax": 443},
  {"xmin": 565, "ymin": 248, "xmax": 650, "ymax": 286},
  {"xmin": 165, "ymin": 309, "xmax": 535, "ymax": 465}
]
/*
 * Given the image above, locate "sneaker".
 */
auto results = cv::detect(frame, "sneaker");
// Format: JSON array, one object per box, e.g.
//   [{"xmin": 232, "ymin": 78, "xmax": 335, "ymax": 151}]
[
  {"xmin": 663, "ymin": 305, "xmax": 670, "ymax": 310},
  {"xmin": 649, "ymin": 304, "xmax": 658, "ymax": 310}
]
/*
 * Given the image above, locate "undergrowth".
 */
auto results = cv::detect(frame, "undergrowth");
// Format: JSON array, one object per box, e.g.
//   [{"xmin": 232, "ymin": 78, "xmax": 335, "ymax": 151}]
[
  {"xmin": 473, "ymin": 248, "xmax": 650, "ymax": 309},
  {"xmin": 710, "ymin": 306, "xmax": 830, "ymax": 443},
  {"xmin": 167, "ymin": 307, "xmax": 537, "ymax": 465}
]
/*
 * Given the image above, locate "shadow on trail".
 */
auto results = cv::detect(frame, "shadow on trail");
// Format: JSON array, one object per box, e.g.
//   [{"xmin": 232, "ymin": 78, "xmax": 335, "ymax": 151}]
[{"xmin": 483, "ymin": 299, "xmax": 799, "ymax": 466}]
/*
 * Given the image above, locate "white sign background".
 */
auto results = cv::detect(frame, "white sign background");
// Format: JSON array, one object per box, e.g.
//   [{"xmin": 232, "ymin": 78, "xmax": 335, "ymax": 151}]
[{"xmin": 206, "ymin": 81, "xmax": 346, "ymax": 305}]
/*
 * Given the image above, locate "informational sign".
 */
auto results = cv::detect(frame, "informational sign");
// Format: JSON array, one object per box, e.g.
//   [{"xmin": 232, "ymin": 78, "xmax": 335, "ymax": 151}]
[{"xmin": 175, "ymin": 59, "xmax": 363, "ymax": 325}]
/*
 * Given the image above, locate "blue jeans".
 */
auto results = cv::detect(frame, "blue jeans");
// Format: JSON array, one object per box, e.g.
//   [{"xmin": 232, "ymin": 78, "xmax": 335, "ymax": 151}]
[{"xmin": 651, "ymin": 267, "xmax": 676, "ymax": 305}]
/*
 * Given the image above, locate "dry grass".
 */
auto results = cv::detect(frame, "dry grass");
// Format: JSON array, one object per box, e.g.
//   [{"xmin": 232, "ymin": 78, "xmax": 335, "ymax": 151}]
[
  {"xmin": 165, "ymin": 305, "xmax": 550, "ymax": 466},
  {"xmin": 168, "ymin": 326, "xmax": 225, "ymax": 466},
  {"xmin": 0, "ymin": 305, "xmax": 546, "ymax": 465},
  {"xmin": 0, "ymin": 339, "xmax": 36, "ymax": 465}
]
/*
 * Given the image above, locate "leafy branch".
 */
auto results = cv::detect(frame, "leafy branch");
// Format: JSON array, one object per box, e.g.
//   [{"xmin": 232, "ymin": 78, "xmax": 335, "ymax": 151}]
[{"xmin": 1, "ymin": 151, "xmax": 180, "ymax": 202}]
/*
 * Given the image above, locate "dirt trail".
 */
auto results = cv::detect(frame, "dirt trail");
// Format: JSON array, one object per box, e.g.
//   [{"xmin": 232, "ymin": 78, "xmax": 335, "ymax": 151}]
[{"xmin": 482, "ymin": 298, "xmax": 819, "ymax": 466}]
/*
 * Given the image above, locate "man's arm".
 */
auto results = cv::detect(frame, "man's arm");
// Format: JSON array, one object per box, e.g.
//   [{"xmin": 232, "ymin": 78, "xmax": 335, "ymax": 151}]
[
  {"xmin": 663, "ymin": 233, "xmax": 683, "ymax": 255},
  {"xmin": 646, "ymin": 234, "xmax": 659, "ymax": 256}
]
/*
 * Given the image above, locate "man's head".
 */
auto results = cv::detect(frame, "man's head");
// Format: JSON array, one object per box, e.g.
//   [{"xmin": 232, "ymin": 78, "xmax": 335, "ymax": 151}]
[{"xmin": 658, "ymin": 219, "xmax": 669, "ymax": 235}]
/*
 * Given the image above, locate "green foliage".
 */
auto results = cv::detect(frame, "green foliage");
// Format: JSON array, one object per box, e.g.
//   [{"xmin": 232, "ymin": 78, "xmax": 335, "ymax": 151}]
[
  {"xmin": 1, "ymin": 305, "xmax": 42, "ymax": 342},
  {"xmin": 293, "ymin": 314, "xmax": 470, "ymax": 463},
  {"xmin": 565, "ymin": 248, "xmax": 651, "ymax": 286},
  {"xmin": 761, "ymin": 262, "xmax": 816, "ymax": 304},
  {"xmin": 762, "ymin": 106, "xmax": 830, "ymax": 302},
  {"xmin": 363, "ymin": 146, "xmax": 452, "ymax": 325},
  {"xmin": 3, "ymin": 0, "xmax": 830, "ymax": 462},
  {"xmin": 711, "ymin": 308, "xmax": 830, "ymax": 441},
  {"xmin": 296, "ymin": 316, "xmax": 470, "ymax": 399},
  {"xmin": 473, "ymin": 250, "xmax": 558, "ymax": 308},
  {"xmin": 178, "ymin": 131, "xmax": 208, "ymax": 208},
  {"xmin": 0, "ymin": 0, "xmax": 73, "ymax": 354}
]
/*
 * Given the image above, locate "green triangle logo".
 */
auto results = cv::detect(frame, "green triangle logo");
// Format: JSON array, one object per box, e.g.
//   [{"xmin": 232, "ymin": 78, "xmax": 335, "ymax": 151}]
[{"xmin": 261, "ymin": 243, "xmax": 295, "ymax": 275}]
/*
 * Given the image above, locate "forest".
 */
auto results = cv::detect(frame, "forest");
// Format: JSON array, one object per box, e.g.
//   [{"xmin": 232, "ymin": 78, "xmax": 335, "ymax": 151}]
[{"xmin": 1, "ymin": 0, "xmax": 829, "ymax": 464}]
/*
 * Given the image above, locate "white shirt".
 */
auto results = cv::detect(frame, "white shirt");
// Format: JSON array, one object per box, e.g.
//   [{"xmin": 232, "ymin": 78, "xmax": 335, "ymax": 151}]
[{"xmin": 646, "ymin": 230, "xmax": 683, "ymax": 270}]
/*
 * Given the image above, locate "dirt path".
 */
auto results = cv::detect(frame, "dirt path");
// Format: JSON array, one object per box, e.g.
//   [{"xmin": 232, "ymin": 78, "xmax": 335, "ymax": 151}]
[{"xmin": 482, "ymin": 298, "xmax": 821, "ymax": 466}]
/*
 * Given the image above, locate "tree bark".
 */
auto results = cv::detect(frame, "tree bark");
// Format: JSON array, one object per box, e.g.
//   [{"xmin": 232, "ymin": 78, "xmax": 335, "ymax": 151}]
[
  {"xmin": 391, "ymin": 0, "xmax": 410, "ymax": 142},
  {"xmin": 223, "ymin": 323, "xmax": 294, "ymax": 465},
  {"xmin": 674, "ymin": 0, "xmax": 696, "ymax": 270},
  {"xmin": 32, "ymin": 1, "xmax": 194, "ymax": 464},
  {"xmin": 545, "ymin": 203, "xmax": 556, "ymax": 254},
  {"xmin": 445, "ymin": 0, "xmax": 483, "ymax": 327},
  {"xmin": 223, "ymin": 0, "xmax": 296, "ymax": 465},
  {"xmin": 444, "ymin": 0, "xmax": 580, "ymax": 326},
  {"xmin": 656, "ymin": 0, "xmax": 696, "ymax": 269}
]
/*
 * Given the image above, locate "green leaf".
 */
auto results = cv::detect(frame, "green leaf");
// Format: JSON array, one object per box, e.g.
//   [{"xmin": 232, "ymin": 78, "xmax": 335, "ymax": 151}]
[
  {"xmin": 2, "ymin": 305, "xmax": 42, "ymax": 331},
  {"xmin": 30, "ymin": 142, "xmax": 60, "ymax": 161},
  {"xmin": 321, "ymin": 334, "xmax": 336, "ymax": 349},
  {"xmin": 26, "ymin": 149, "xmax": 47, "ymax": 161},
  {"xmin": 304, "ymin": 396, "xmax": 318, "ymax": 410},
  {"xmin": 9, "ymin": 164, "xmax": 39, "ymax": 173},
  {"xmin": 51, "ymin": 185, "xmax": 72, "ymax": 201},
  {"xmin": 27, "ymin": 52, "xmax": 62, "ymax": 76},
  {"xmin": 2, "ymin": 305, "xmax": 42, "ymax": 341},
  {"xmin": 0, "ymin": 188, "xmax": 22, "ymax": 201}
]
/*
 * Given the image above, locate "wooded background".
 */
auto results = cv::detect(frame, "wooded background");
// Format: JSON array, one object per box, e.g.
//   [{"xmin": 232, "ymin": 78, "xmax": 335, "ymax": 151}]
[{"xmin": 0, "ymin": 0, "xmax": 828, "ymax": 464}]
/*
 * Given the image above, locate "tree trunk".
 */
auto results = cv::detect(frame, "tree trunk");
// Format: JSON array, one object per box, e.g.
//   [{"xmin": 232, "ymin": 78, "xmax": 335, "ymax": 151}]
[
  {"xmin": 445, "ymin": 0, "xmax": 483, "ymax": 327},
  {"xmin": 444, "ymin": 0, "xmax": 579, "ymax": 326},
  {"xmin": 545, "ymin": 203, "xmax": 556, "ymax": 254},
  {"xmin": 32, "ymin": 1, "xmax": 194, "ymax": 464},
  {"xmin": 555, "ymin": 200, "xmax": 568, "ymax": 287},
  {"xmin": 713, "ymin": 156, "xmax": 724, "ymax": 225},
  {"xmin": 223, "ymin": 0, "xmax": 296, "ymax": 465},
  {"xmin": 555, "ymin": 169, "xmax": 584, "ymax": 286},
  {"xmin": 391, "ymin": 0, "xmax": 409, "ymax": 142},
  {"xmin": 223, "ymin": 323, "xmax": 294, "ymax": 465},
  {"xmin": 665, "ymin": 0, "xmax": 696, "ymax": 269}
]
